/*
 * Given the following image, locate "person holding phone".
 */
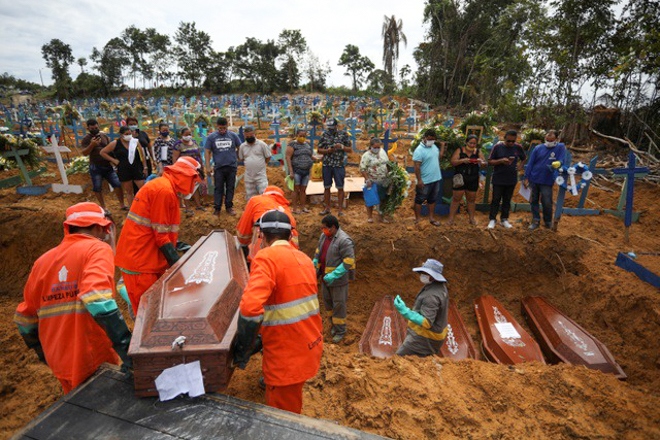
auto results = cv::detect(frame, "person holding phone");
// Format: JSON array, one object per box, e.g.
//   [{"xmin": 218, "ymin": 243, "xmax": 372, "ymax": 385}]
[
  {"xmin": 317, "ymin": 118, "xmax": 351, "ymax": 217},
  {"xmin": 80, "ymin": 119, "xmax": 127, "ymax": 210},
  {"xmin": 487, "ymin": 130, "xmax": 526, "ymax": 229}
]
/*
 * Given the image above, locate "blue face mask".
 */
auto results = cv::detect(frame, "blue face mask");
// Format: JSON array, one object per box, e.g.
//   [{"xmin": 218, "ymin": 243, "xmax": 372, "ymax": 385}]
[{"xmin": 161, "ymin": 131, "xmax": 169, "ymax": 137}]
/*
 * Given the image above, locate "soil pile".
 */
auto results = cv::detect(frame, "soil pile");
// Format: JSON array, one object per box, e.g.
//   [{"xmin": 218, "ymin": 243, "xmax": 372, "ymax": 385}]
[{"xmin": 1, "ymin": 144, "xmax": 659, "ymax": 439}]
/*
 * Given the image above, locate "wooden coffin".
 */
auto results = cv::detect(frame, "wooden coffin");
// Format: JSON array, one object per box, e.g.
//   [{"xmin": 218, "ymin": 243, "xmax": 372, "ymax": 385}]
[
  {"xmin": 439, "ymin": 300, "xmax": 479, "ymax": 360},
  {"xmin": 358, "ymin": 296, "xmax": 408, "ymax": 358},
  {"xmin": 474, "ymin": 295, "xmax": 546, "ymax": 365},
  {"xmin": 128, "ymin": 229, "xmax": 249, "ymax": 397},
  {"xmin": 521, "ymin": 296, "xmax": 627, "ymax": 379}
]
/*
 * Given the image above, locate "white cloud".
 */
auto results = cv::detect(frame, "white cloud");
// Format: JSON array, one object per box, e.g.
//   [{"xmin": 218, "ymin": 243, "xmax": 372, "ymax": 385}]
[{"xmin": 0, "ymin": 0, "xmax": 427, "ymax": 89}]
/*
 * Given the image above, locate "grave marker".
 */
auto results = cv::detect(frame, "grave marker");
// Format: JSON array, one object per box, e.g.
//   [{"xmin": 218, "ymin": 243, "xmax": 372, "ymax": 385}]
[
  {"xmin": 44, "ymin": 135, "xmax": 83, "ymax": 194},
  {"xmin": 605, "ymin": 152, "xmax": 649, "ymax": 243}
]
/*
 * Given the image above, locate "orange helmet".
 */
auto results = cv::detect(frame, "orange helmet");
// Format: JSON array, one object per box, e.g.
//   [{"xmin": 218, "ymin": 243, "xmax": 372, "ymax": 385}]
[
  {"xmin": 63, "ymin": 202, "xmax": 112, "ymax": 234},
  {"xmin": 164, "ymin": 156, "xmax": 203, "ymax": 197}
]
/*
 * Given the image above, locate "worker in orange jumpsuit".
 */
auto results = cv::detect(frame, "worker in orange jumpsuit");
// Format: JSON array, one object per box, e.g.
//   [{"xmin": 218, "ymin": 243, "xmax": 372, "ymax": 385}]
[
  {"xmin": 115, "ymin": 156, "xmax": 202, "ymax": 315},
  {"xmin": 14, "ymin": 202, "xmax": 132, "ymax": 394},
  {"xmin": 235, "ymin": 185, "xmax": 299, "ymax": 261},
  {"xmin": 233, "ymin": 210, "xmax": 323, "ymax": 414}
]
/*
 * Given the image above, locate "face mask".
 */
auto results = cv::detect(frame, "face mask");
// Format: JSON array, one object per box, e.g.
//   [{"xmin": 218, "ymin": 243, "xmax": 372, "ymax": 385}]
[
  {"xmin": 182, "ymin": 135, "xmax": 193, "ymax": 141},
  {"xmin": 161, "ymin": 131, "xmax": 169, "ymax": 137},
  {"xmin": 128, "ymin": 125, "xmax": 138, "ymax": 131},
  {"xmin": 296, "ymin": 137, "xmax": 306, "ymax": 143},
  {"xmin": 183, "ymin": 182, "xmax": 200, "ymax": 200},
  {"xmin": 546, "ymin": 141, "xmax": 556, "ymax": 147},
  {"xmin": 425, "ymin": 140, "xmax": 435, "ymax": 147},
  {"xmin": 122, "ymin": 134, "xmax": 132, "ymax": 141},
  {"xmin": 322, "ymin": 227, "xmax": 332, "ymax": 237},
  {"xmin": 89, "ymin": 128, "xmax": 99, "ymax": 135},
  {"xmin": 420, "ymin": 274, "xmax": 432, "ymax": 284},
  {"xmin": 371, "ymin": 148, "xmax": 380, "ymax": 154},
  {"xmin": 245, "ymin": 136, "xmax": 256, "ymax": 144}
]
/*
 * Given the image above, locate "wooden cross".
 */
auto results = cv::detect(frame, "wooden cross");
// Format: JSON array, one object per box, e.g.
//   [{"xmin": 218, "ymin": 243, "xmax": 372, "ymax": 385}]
[
  {"xmin": 552, "ymin": 157, "xmax": 595, "ymax": 231},
  {"xmin": 380, "ymin": 128, "xmax": 398, "ymax": 154},
  {"xmin": 562, "ymin": 155, "xmax": 607, "ymax": 216},
  {"xmin": 346, "ymin": 118, "xmax": 362, "ymax": 152},
  {"xmin": 609, "ymin": 151, "xmax": 649, "ymax": 243}
]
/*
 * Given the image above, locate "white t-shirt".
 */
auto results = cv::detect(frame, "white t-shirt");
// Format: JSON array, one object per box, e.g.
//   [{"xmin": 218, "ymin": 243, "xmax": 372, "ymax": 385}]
[{"xmin": 239, "ymin": 140, "xmax": 272, "ymax": 180}]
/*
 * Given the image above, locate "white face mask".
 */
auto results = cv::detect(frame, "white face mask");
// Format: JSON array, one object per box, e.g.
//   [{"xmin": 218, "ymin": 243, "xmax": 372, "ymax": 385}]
[
  {"xmin": 545, "ymin": 141, "xmax": 556, "ymax": 147},
  {"xmin": 182, "ymin": 135, "xmax": 193, "ymax": 141},
  {"xmin": 183, "ymin": 182, "xmax": 200, "ymax": 200},
  {"xmin": 420, "ymin": 274, "xmax": 432, "ymax": 284},
  {"xmin": 370, "ymin": 148, "xmax": 380, "ymax": 154},
  {"xmin": 122, "ymin": 134, "xmax": 132, "ymax": 141},
  {"xmin": 425, "ymin": 140, "xmax": 435, "ymax": 147}
]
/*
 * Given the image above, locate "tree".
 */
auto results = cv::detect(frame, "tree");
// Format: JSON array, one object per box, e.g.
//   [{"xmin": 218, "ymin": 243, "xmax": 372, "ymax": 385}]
[
  {"xmin": 399, "ymin": 64, "xmax": 412, "ymax": 89},
  {"xmin": 232, "ymin": 37, "xmax": 282, "ymax": 93},
  {"xmin": 338, "ymin": 44, "xmax": 375, "ymax": 92},
  {"xmin": 381, "ymin": 15, "xmax": 407, "ymax": 89},
  {"xmin": 302, "ymin": 50, "xmax": 331, "ymax": 92},
  {"xmin": 277, "ymin": 29, "xmax": 307, "ymax": 90},
  {"xmin": 145, "ymin": 29, "xmax": 172, "ymax": 87},
  {"xmin": 366, "ymin": 69, "xmax": 390, "ymax": 94},
  {"xmin": 121, "ymin": 25, "xmax": 150, "ymax": 89},
  {"xmin": 91, "ymin": 37, "xmax": 129, "ymax": 95},
  {"xmin": 41, "ymin": 39, "xmax": 75, "ymax": 99},
  {"xmin": 174, "ymin": 22, "xmax": 212, "ymax": 89},
  {"xmin": 77, "ymin": 57, "xmax": 87, "ymax": 74}
]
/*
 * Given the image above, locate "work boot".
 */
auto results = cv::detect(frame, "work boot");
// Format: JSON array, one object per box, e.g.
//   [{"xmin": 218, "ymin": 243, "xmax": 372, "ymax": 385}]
[
  {"xmin": 487, "ymin": 220, "xmax": 496, "ymax": 229},
  {"xmin": 332, "ymin": 333, "xmax": 345, "ymax": 343},
  {"xmin": 226, "ymin": 208, "xmax": 236, "ymax": 216},
  {"xmin": 213, "ymin": 208, "xmax": 221, "ymax": 216},
  {"xmin": 258, "ymin": 377, "xmax": 266, "ymax": 390},
  {"xmin": 501, "ymin": 220, "xmax": 513, "ymax": 229},
  {"xmin": 528, "ymin": 222, "xmax": 540, "ymax": 231},
  {"xmin": 544, "ymin": 222, "xmax": 552, "ymax": 229}
]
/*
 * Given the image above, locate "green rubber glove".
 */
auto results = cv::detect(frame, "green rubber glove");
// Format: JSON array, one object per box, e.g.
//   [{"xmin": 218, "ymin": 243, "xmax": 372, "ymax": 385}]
[
  {"xmin": 159, "ymin": 242, "xmax": 180, "ymax": 267},
  {"xmin": 93, "ymin": 309, "xmax": 133, "ymax": 370},
  {"xmin": 232, "ymin": 314, "xmax": 261, "ymax": 369},
  {"xmin": 323, "ymin": 264, "xmax": 347, "ymax": 285},
  {"xmin": 312, "ymin": 258, "xmax": 319, "ymax": 270},
  {"xmin": 394, "ymin": 295, "xmax": 426, "ymax": 327}
]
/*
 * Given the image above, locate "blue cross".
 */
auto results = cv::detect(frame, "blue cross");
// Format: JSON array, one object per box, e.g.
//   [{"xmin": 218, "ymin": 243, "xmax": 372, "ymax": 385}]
[
  {"xmin": 268, "ymin": 123, "xmax": 287, "ymax": 144},
  {"xmin": 612, "ymin": 151, "xmax": 649, "ymax": 235},
  {"xmin": 346, "ymin": 118, "xmax": 362, "ymax": 152},
  {"xmin": 563, "ymin": 155, "xmax": 607, "ymax": 216},
  {"xmin": 380, "ymin": 128, "xmax": 398, "ymax": 154},
  {"xmin": 307, "ymin": 121, "xmax": 322, "ymax": 150}
]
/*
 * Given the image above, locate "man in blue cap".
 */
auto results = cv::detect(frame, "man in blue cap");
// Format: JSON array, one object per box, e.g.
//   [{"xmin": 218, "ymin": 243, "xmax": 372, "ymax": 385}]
[{"xmin": 394, "ymin": 259, "xmax": 449, "ymax": 356}]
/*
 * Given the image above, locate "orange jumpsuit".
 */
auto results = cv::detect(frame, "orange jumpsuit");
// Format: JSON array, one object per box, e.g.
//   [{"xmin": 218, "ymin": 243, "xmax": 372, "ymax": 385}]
[
  {"xmin": 115, "ymin": 172, "xmax": 183, "ymax": 314},
  {"xmin": 14, "ymin": 234, "xmax": 119, "ymax": 393},
  {"xmin": 236, "ymin": 186, "xmax": 299, "ymax": 260},
  {"xmin": 239, "ymin": 240, "xmax": 323, "ymax": 413}
]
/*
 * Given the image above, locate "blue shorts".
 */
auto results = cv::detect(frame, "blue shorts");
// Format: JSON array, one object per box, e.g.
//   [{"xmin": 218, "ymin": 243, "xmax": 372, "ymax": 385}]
[
  {"xmin": 90, "ymin": 163, "xmax": 122, "ymax": 192},
  {"xmin": 414, "ymin": 180, "xmax": 441, "ymax": 205},
  {"xmin": 294, "ymin": 170, "xmax": 310, "ymax": 186},
  {"xmin": 322, "ymin": 166, "xmax": 346, "ymax": 189}
]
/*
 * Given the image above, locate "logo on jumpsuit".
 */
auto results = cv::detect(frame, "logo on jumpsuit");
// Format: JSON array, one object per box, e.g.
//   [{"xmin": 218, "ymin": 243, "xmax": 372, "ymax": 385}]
[{"xmin": 58, "ymin": 266, "xmax": 68, "ymax": 282}]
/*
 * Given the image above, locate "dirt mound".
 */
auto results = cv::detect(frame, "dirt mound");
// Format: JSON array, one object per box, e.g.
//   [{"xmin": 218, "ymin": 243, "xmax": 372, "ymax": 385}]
[{"xmin": 1, "ymin": 155, "xmax": 659, "ymax": 439}]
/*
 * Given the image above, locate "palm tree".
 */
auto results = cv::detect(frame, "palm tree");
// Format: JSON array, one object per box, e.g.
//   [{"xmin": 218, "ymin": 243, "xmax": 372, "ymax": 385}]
[{"xmin": 381, "ymin": 15, "xmax": 407, "ymax": 83}]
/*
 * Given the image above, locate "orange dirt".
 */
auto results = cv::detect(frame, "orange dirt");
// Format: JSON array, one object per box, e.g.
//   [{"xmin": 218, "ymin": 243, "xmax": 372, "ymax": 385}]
[{"xmin": 1, "ymin": 136, "xmax": 659, "ymax": 440}]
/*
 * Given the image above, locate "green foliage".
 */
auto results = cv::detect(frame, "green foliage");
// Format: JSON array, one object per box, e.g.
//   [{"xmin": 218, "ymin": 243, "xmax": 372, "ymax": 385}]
[
  {"xmin": 174, "ymin": 22, "xmax": 213, "ymax": 89},
  {"xmin": 458, "ymin": 111, "xmax": 496, "ymax": 137},
  {"xmin": 0, "ymin": 134, "xmax": 43, "ymax": 169},
  {"xmin": 380, "ymin": 161, "xmax": 411, "ymax": 215},
  {"xmin": 521, "ymin": 128, "xmax": 546, "ymax": 150},
  {"xmin": 410, "ymin": 123, "xmax": 464, "ymax": 170},
  {"xmin": 41, "ymin": 39, "xmax": 74, "ymax": 99},
  {"xmin": 66, "ymin": 155, "xmax": 89, "ymax": 175},
  {"xmin": 338, "ymin": 45, "xmax": 375, "ymax": 92}
]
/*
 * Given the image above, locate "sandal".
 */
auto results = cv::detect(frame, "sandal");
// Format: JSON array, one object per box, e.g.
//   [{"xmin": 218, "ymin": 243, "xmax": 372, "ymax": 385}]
[
  {"xmin": 120, "ymin": 206, "xmax": 129, "ymax": 211},
  {"xmin": 319, "ymin": 209, "xmax": 331, "ymax": 215},
  {"xmin": 302, "ymin": 208, "xmax": 310, "ymax": 213},
  {"xmin": 367, "ymin": 218, "xmax": 374, "ymax": 223},
  {"xmin": 430, "ymin": 220, "xmax": 441, "ymax": 226}
]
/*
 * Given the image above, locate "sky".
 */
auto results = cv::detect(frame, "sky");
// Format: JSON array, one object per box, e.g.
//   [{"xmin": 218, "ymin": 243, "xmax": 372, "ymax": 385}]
[{"xmin": 0, "ymin": 0, "xmax": 429, "ymax": 89}]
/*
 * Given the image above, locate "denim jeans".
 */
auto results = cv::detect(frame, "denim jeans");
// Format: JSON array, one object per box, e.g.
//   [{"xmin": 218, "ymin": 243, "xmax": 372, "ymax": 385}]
[
  {"xmin": 530, "ymin": 182, "xmax": 553, "ymax": 224},
  {"xmin": 489, "ymin": 184, "xmax": 516, "ymax": 220},
  {"xmin": 213, "ymin": 166, "xmax": 237, "ymax": 210}
]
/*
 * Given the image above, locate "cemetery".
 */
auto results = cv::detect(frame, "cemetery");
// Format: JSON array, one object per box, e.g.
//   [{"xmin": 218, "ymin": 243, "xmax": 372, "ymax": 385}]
[{"xmin": 0, "ymin": 93, "xmax": 659, "ymax": 439}]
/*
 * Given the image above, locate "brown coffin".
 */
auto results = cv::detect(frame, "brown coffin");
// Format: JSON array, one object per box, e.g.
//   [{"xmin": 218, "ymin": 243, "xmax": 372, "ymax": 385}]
[
  {"xmin": 128, "ymin": 229, "xmax": 249, "ymax": 397},
  {"xmin": 521, "ymin": 296, "xmax": 627, "ymax": 379},
  {"xmin": 358, "ymin": 296, "xmax": 408, "ymax": 358},
  {"xmin": 474, "ymin": 295, "xmax": 546, "ymax": 365},
  {"xmin": 439, "ymin": 300, "xmax": 479, "ymax": 360}
]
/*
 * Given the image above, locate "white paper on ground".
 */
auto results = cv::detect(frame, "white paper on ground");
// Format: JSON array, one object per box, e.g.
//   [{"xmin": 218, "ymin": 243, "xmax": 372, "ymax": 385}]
[
  {"xmin": 154, "ymin": 360, "xmax": 205, "ymax": 401},
  {"xmin": 495, "ymin": 322, "xmax": 521, "ymax": 339},
  {"xmin": 518, "ymin": 184, "xmax": 531, "ymax": 201}
]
